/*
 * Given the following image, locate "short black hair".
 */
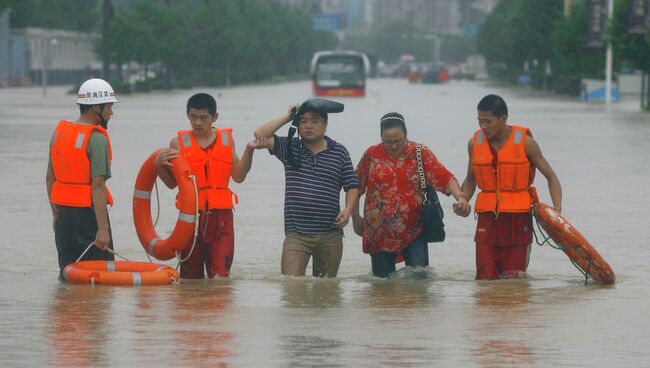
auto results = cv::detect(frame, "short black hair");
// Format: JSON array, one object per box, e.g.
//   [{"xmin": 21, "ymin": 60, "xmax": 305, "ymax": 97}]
[
  {"xmin": 79, "ymin": 104, "xmax": 107, "ymax": 114},
  {"xmin": 187, "ymin": 93, "xmax": 217, "ymax": 115},
  {"xmin": 79, "ymin": 104, "xmax": 92, "ymax": 114},
  {"xmin": 379, "ymin": 112, "xmax": 407, "ymax": 137},
  {"xmin": 477, "ymin": 94, "xmax": 508, "ymax": 118}
]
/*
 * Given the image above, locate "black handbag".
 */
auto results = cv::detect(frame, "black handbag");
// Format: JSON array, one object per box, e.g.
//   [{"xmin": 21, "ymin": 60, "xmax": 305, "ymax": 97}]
[{"xmin": 416, "ymin": 144, "xmax": 445, "ymax": 243}]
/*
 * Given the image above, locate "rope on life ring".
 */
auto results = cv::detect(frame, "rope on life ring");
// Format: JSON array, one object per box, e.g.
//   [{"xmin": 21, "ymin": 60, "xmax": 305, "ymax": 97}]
[
  {"xmin": 133, "ymin": 149, "xmax": 197, "ymax": 261},
  {"xmin": 63, "ymin": 260, "xmax": 178, "ymax": 286}
]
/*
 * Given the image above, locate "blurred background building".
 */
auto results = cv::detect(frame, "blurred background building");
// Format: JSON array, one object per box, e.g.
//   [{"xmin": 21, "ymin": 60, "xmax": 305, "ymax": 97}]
[{"xmin": 277, "ymin": 0, "xmax": 499, "ymax": 36}]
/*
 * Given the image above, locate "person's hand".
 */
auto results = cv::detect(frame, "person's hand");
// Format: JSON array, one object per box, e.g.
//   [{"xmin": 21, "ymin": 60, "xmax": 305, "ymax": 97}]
[
  {"xmin": 94, "ymin": 229, "xmax": 111, "ymax": 251},
  {"xmin": 335, "ymin": 210, "xmax": 351, "ymax": 228},
  {"xmin": 154, "ymin": 148, "xmax": 178, "ymax": 169},
  {"xmin": 288, "ymin": 103, "xmax": 300, "ymax": 120},
  {"xmin": 453, "ymin": 197, "xmax": 471, "ymax": 217},
  {"xmin": 352, "ymin": 214, "xmax": 363, "ymax": 236},
  {"xmin": 247, "ymin": 137, "xmax": 272, "ymax": 150}
]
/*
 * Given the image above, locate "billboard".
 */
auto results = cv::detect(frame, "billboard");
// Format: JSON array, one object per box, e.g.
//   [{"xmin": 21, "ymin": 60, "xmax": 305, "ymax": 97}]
[
  {"xmin": 629, "ymin": 0, "xmax": 649, "ymax": 34},
  {"xmin": 312, "ymin": 13, "xmax": 346, "ymax": 32},
  {"xmin": 586, "ymin": 0, "xmax": 606, "ymax": 48}
]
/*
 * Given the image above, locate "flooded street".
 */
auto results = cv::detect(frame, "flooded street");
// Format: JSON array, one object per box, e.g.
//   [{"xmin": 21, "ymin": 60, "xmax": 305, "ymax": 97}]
[{"xmin": 1, "ymin": 79, "xmax": 649, "ymax": 367}]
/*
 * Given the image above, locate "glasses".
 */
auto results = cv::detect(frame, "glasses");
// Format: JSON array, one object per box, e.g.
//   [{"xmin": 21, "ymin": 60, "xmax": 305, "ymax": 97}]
[{"xmin": 382, "ymin": 138, "xmax": 405, "ymax": 146}]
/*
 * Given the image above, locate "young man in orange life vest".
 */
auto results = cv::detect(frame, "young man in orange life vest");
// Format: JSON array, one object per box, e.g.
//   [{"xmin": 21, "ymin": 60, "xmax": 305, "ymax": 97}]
[
  {"xmin": 155, "ymin": 93, "xmax": 259, "ymax": 279},
  {"xmin": 46, "ymin": 78, "xmax": 118, "ymax": 280},
  {"xmin": 454, "ymin": 94, "xmax": 562, "ymax": 280}
]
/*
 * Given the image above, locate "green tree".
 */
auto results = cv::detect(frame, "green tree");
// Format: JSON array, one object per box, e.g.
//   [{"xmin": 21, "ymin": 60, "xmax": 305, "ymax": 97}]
[
  {"xmin": 549, "ymin": 1, "xmax": 604, "ymax": 94},
  {"xmin": 341, "ymin": 20, "xmax": 431, "ymax": 63},
  {"xmin": 610, "ymin": 0, "xmax": 650, "ymax": 71},
  {"xmin": 8, "ymin": 0, "xmax": 99, "ymax": 32},
  {"xmin": 440, "ymin": 34, "xmax": 477, "ymax": 64},
  {"xmin": 110, "ymin": 1, "xmax": 159, "ymax": 81},
  {"xmin": 106, "ymin": 0, "xmax": 337, "ymax": 88},
  {"xmin": 610, "ymin": 0, "xmax": 650, "ymax": 109},
  {"xmin": 477, "ymin": 0, "xmax": 562, "ymax": 85}
]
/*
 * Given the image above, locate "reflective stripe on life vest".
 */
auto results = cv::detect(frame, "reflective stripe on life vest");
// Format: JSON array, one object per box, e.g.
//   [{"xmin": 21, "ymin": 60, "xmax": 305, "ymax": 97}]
[
  {"xmin": 50, "ymin": 120, "xmax": 113, "ymax": 207},
  {"xmin": 177, "ymin": 129, "xmax": 235, "ymax": 211},
  {"xmin": 472, "ymin": 125, "xmax": 534, "ymax": 214}
]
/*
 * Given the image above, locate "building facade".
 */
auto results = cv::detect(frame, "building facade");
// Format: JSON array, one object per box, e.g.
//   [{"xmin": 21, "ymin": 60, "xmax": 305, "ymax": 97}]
[{"xmin": 8, "ymin": 28, "xmax": 100, "ymax": 86}]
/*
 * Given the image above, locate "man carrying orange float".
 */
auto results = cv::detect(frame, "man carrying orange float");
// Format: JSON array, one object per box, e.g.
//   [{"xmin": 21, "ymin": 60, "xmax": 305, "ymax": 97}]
[
  {"xmin": 455, "ymin": 94, "xmax": 563, "ymax": 280},
  {"xmin": 154, "ymin": 93, "xmax": 261, "ymax": 279},
  {"xmin": 46, "ymin": 78, "xmax": 118, "ymax": 280}
]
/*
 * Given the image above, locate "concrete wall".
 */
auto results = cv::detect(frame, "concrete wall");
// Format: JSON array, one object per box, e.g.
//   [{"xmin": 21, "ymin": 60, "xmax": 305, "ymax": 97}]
[{"xmin": 9, "ymin": 27, "xmax": 100, "ymax": 86}]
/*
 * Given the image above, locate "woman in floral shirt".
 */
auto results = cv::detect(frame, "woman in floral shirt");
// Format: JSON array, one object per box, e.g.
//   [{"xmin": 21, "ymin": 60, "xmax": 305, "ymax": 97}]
[{"xmin": 352, "ymin": 113, "xmax": 470, "ymax": 278}]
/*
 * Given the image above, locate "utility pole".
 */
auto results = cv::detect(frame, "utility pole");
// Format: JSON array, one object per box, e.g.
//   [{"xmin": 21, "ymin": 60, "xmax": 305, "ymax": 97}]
[
  {"xmin": 102, "ymin": 0, "xmax": 113, "ymax": 80},
  {"xmin": 605, "ymin": 0, "xmax": 614, "ymax": 103}
]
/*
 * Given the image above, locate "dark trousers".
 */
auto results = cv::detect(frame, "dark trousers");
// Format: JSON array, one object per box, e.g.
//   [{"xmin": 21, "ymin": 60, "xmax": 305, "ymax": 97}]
[
  {"xmin": 370, "ymin": 236, "xmax": 429, "ymax": 278},
  {"xmin": 55, "ymin": 206, "xmax": 114, "ymax": 279}
]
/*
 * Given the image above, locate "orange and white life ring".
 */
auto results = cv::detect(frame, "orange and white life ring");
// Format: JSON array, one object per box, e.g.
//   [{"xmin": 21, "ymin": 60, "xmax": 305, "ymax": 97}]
[
  {"xmin": 533, "ymin": 202, "xmax": 615, "ymax": 285},
  {"xmin": 63, "ymin": 260, "xmax": 178, "ymax": 285},
  {"xmin": 133, "ymin": 149, "xmax": 197, "ymax": 260}
]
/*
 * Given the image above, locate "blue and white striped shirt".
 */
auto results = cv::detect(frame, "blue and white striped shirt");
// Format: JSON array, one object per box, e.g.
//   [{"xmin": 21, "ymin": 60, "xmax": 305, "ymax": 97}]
[{"xmin": 271, "ymin": 135, "xmax": 359, "ymax": 234}]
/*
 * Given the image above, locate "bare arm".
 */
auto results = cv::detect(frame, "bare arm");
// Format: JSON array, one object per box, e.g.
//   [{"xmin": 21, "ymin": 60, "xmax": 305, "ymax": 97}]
[
  {"xmin": 335, "ymin": 187, "xmax": 360, "ymax": 228},
  {"xmin": 253, "ymin": 104, "xmax": 298, "ymax": 152},
  {"xmin": 91, "ymin": 176, "xmax": 111, "ymax": 250},
  {"xmin": 447, "ymin": 178, "xmax": 471, "ymax": 217},
  {"xmin": 155, "ymin": 137, "xmax": 180, "ymax": 189},
  {"xmin": 453, "ymin": 138, "xmax": 476, "ymax": 217},
  {"xmin": 526, "ymin": 137, "xmax": 562, "ymax": 212},
  {"xmin": 46, "ymin": 161, "xmax": 58, "ymax": 231},
  {"xmin": 351, "ymin": 191, "xmax": 364, "ymax": 236},
  {"xmin": 231, "ymin": 139, "xmax": 255, "ymax": 183}
]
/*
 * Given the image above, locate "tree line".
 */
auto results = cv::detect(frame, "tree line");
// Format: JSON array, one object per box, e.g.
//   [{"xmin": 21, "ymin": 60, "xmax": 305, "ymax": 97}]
[
  {"xmin": 3, "ymin": 0, "xmax": 337, "ymax": 90},
  {"xmin": 477, "ymin": 0, "xmax": 650, "ymax": 109}
]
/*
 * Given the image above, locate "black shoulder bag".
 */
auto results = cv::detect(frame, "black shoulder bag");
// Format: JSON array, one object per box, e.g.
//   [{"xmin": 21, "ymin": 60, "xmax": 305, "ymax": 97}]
[{"xmin": 416, "ymin": 144, "xmax": 446, "ymax": 243}]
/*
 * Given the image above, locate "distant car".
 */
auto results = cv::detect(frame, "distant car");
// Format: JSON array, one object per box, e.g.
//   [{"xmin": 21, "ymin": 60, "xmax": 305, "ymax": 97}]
[{"xmin": 420, "ymin": 63, "xmax": 450, "ymax": 84}]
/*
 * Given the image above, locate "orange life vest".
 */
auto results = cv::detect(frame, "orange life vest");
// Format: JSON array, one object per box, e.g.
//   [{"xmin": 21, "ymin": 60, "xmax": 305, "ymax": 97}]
[
  {"xmin": 50, "ymin": 120, "xmax": 114, "ymax": 207},
  {"xmin": 472, "ymin": 125, "xmax": 535, "ymax": 214},
  {"xmin": 177, "ymin": 129, "xmax": 235, "ymax": 211}
]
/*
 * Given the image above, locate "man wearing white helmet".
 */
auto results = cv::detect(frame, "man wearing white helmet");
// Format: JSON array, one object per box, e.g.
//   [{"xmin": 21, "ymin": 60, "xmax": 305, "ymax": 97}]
[{"xmin": 46, "ymin": 78, "xmax": 118, "ymax": 280}]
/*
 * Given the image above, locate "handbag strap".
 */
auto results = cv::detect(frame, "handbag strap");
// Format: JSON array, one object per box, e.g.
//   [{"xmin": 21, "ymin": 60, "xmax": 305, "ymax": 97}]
[{"xmin": 416, "ymin": 144, "xmax": 430, "ymax": 202}]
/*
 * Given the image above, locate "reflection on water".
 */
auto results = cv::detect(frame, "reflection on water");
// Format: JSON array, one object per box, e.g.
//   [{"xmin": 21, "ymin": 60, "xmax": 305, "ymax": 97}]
[
  {"xmin": 363, "ymin": 278, "xmax": 434, "ymax": 309},
  {"xmin": 48, "ymin": 285, "xmax": 114, "ymax": 367},
  {"xmin": 171, "ymin": 281, "xmax": 234, "ymax": 367},
  {"xmin": 281, "ymin": 335, "xmax": 345, "ymax": 368},
  {"xmin": 471, "ymin": 281, "xmax": 535, "ymax": 368},
  {"xmin": 281, "ymin": 278, "xmax": 342, "ymax": 308}
]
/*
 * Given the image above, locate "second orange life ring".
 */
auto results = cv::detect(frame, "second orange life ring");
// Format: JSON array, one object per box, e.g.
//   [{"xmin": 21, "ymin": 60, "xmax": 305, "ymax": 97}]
[
  {"xmin": 533, "ymin": 202, "xmax": 615, "ymax": 285},
  {"xmin": 133, "ymin": 149, "xmax": 197, "ymax": 260},
  {"xmin": 64, "ymin": 260, "xmax": 178, "ymax": 285}
]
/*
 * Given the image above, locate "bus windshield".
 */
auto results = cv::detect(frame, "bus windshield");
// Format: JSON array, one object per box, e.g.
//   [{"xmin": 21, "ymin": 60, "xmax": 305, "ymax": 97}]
[{"xmin": 315, "ymin": 56, "xmax": 365, "ymax": 88}]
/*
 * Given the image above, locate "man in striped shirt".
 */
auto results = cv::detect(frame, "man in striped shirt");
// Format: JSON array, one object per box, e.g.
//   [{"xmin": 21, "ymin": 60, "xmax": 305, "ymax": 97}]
[{"xmin": 254, "ymin": 104, "xmax": 359, "ymax": 277}]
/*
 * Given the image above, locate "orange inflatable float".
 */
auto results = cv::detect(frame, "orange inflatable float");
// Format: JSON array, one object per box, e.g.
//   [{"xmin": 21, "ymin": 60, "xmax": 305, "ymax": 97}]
[
  {"xmin": 133, "ymin": 149, "xmax": 197, "ymax": 260},
  {"xmin": 532, "ymin": 203, "xmax": 615, "ymax": 285},
  {"xmin": 63, "ymin": 261, "xmax": 178, "ymax": 285}
]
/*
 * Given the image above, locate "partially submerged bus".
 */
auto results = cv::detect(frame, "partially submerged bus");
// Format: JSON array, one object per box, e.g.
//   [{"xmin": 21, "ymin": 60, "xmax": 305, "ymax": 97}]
[{"xmin": 310, "ymin": 51, "xmax": 370, "ymax": 97}]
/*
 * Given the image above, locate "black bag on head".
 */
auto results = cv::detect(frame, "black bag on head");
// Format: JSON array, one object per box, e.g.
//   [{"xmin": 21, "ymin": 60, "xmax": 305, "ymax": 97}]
[
  {"xmin": 286, "ymin": 98, "xmax": 344, "ymax": 168},
  {"xmin": 416, "ymin": 144, "xmax": 445, "ymax": 243}
]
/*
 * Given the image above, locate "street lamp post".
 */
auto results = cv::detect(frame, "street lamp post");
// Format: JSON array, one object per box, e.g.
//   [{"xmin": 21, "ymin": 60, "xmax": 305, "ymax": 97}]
[{"xmin": 42, "ymin": 37, "xmax": 58, "ymax": 97}]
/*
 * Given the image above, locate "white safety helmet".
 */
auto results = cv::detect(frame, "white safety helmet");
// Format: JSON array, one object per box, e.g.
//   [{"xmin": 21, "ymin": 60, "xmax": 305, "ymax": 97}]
[{"xmin": 76, "ymin": 78, "xmax": 118, "ymax": 105}]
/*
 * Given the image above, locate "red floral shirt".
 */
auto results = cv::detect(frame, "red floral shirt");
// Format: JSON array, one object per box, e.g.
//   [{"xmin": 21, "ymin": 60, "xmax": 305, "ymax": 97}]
[{"xmin": 356, "ymin": 141, "xmax": 454, "ymax": 254}]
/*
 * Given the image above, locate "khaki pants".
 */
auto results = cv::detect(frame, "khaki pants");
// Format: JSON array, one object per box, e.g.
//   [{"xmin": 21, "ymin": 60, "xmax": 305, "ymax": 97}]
[{"xmin": 281, "ymin": 231, "xmax": 343, "ymax": 277}]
